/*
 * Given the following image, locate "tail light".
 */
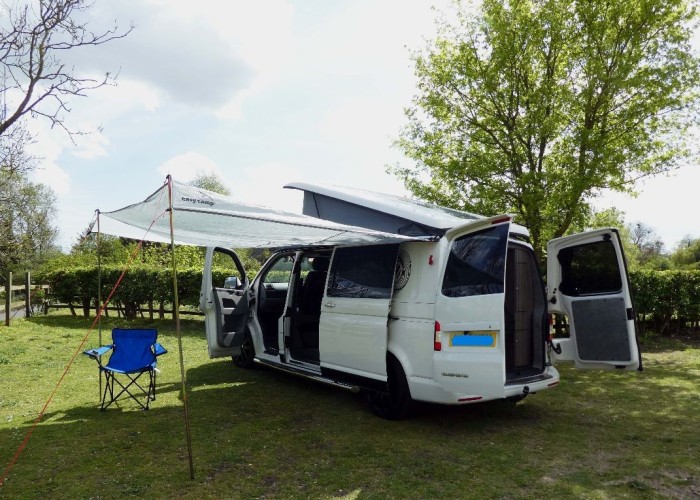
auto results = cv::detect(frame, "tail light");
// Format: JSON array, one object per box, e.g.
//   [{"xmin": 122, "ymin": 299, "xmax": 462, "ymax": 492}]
[{"xmin": 434, "ymin": 321, "xmax": 442, "ymax": 351}]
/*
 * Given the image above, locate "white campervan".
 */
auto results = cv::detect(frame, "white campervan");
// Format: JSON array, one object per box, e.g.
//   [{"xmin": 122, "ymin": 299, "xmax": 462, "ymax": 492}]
[{"xmin": 200, "ymin": 183, "xmax": 641, "ymax": 418}]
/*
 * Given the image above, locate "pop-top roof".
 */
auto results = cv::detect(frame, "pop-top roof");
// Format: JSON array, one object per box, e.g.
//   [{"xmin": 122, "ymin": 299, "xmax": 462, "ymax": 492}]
[{"xmin": 285, "ymin": 182, "xmax": 483, "ymax": 237}]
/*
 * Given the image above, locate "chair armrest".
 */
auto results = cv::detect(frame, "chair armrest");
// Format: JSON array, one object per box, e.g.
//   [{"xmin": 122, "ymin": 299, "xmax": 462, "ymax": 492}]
[
  {"xmin": 153, "ymin": 343, "xmax": 168, "ymax": 357},
  {"xmin": 83, "ymin": 345, "xmax": 113, "ymax": 360}
]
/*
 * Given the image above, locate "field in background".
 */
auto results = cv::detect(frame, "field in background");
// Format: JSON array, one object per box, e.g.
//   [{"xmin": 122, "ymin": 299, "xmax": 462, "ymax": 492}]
[{"xmin": 0, "ymin": 312, "xmax": 698, "ymax": 498}]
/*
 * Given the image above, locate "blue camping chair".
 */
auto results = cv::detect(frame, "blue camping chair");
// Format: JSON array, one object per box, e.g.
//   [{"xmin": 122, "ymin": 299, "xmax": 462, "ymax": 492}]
[{"xmin": 84, "ymin": 328, "xmax": 167, "ymax": 410}]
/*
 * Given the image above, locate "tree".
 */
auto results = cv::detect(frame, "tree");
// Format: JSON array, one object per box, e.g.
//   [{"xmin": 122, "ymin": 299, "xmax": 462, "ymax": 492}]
[
  {"xmin": 0, "ymin": 169, "xmax": 59, "ymax": 272},
  {"xmin": 188, "ymin": 172, "xmax": 231, "ymax": 196},
  {"xmin": 629, "ymin": 221, "xmax": 668, "ymax": 268},
  {"xmin": 0, "ymin": 123, "xmax": 37, "ymax": 177},
  {"xmin": 670, "ymin": 235, "xmax": 700, "ymax": 269},
  {"xmin": 393, "ymin": 0, "xmax": 700, "ymax": 262},
  {"xmin": 0, "ymin": 0, "xmax": 133, "ymax": 138}
]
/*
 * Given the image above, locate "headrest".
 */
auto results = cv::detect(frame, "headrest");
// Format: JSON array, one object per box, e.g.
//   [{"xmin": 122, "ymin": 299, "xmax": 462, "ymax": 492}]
[{"xmin": 311, "ymin": 257, "xmax": 330, "ymax": 272}]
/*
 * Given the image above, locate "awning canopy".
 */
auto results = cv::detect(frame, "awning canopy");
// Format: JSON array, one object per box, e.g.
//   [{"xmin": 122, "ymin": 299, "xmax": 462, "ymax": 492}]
[{"xmin": 99, "ymin": 179, "xmax": 425, "ymax": 248}]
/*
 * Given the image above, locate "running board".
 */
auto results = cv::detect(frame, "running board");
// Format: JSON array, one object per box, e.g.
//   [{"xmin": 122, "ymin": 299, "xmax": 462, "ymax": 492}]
[{"xmin": 254, "ymin": 358, "xmax": 360, "ymax": 393}]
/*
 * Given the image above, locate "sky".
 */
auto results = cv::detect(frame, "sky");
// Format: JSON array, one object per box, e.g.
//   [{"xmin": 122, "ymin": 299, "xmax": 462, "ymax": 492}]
[{"xmin": 17, "ymin": 0, "xmax": 700, "ymax": 252}]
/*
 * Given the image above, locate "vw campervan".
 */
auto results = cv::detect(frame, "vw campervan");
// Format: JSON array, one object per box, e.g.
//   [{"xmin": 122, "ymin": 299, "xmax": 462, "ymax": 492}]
[{"xmin": 199, "ymin": 183, "xmax": 641, "ymax": 419}]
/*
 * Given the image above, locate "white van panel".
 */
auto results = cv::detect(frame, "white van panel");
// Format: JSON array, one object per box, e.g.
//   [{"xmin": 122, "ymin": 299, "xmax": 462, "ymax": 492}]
[
  {"xmin": 320, "ymin": 296, "xmax": 391, "ymax": 380},
  {"xmin": 388, "ymin": 318, "xmax": 434, "ymax": 379}
]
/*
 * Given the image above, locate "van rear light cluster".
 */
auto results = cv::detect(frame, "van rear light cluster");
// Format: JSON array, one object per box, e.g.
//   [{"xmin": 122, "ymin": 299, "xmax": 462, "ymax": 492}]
[{"xmin": 434, "ymin": 321, "xmax": 442, "ymax": 351}]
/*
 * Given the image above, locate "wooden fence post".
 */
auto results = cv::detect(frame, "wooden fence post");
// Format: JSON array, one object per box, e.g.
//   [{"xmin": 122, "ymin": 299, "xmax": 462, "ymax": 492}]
[
  {"xmin": 5, "ymin": 271, "xmax": 11, "ymax": 327},
  {"xmin": 25, "ymin": 271, "xmax": 31, "ymax": 318}
]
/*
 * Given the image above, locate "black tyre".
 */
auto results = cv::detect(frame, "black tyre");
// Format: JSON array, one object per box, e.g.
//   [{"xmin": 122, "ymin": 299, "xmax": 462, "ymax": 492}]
[
  {"xmin": 366, "ymin": 356, "xmax": 412, "ymax": 420},
  {"xmin": 232, "ymin": 330, "xmax": 255, "ymax": 369}
]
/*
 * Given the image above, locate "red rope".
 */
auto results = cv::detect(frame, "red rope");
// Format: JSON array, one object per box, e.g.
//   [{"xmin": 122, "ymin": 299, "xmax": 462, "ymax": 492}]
[{"xmin": 0, "ymin": 199, "xmax": 169, "ymax": 487}]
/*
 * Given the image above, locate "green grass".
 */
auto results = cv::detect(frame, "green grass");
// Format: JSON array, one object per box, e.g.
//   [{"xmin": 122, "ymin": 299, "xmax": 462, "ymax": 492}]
[{"xmin": 0, "ymin": 313, "xmax": 698, "ymax": 499}]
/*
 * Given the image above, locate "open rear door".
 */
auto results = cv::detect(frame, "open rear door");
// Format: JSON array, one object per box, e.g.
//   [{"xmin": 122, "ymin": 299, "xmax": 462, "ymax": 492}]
[
  {"xmin": 547, "ymin": 229, "xmax": 641, "ymax": 370},
  {"xmin": 200, "ymin": 247, "xmax": 250, "ymax": 359}
]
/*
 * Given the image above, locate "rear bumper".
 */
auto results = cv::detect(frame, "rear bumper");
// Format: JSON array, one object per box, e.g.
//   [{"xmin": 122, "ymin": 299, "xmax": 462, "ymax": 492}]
[
  {"xmin": 504, "ymin": 366, "xmax": 560, "ymax": 398},
  {"xmin": 408, "ymin": 365, "xmax": 560, "ymax": 405}
]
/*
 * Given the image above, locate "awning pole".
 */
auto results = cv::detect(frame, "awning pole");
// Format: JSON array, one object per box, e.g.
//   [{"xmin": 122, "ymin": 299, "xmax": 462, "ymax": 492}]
[
  {"xmin": 167, "ymin": 175, "xmax": 195, "ymax": 479},
  {"xmin": 96, "ymin": 210, "xmax": 102, "ymax": 401}
]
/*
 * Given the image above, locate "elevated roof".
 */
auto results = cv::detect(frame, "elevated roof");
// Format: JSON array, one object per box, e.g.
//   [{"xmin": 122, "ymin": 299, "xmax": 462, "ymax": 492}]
[{"xmin": 285, "ymin": 182, "xmax": 483, "ymax": 237}]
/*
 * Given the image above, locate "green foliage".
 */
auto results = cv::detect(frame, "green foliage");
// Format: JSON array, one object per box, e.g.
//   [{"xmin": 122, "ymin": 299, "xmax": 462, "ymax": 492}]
[
  {"xmin": 37, "ymin": 230, "xmax": 267, "ymax": 320},
  {"xmin": 394, "ymin": 0, "xmax": 700, "ymax": 262},
  {"xmin": 670, "ymin": 236, "xmax": 700, "ymax": 269},
  {"xmin": 37, "ymin": 263, "xmax": 259, "ymax": 319},
  {"xmin": 630, "ymin": 270, "xmax": 700, "ymax": 334},
  {"xmin": 188, "ymin": 173, "xmax": 230, "ymax": 196},
  {"xmin": 0, "ymin": 169, "xmax": 59, "ymax": 272}
]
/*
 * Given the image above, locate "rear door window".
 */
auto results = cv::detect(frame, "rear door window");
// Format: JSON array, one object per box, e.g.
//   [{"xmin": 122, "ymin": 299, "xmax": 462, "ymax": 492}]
[
  {"xmin": 556, "ymin": 240, "xmax": 622, "ymax": 296},
  {"xmin": 327, "ymin": 245, "xmax": 399, "ymax": 299},
  {"xmin": 442, "ymin": 224, "xmax": 508, "ymax": 297}
]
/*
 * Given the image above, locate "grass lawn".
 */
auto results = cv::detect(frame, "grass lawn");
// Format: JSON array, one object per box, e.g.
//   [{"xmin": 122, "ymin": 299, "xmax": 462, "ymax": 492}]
[{"xmin": 0, "ymin": 312, "xmax": 698, "ymax": 499}]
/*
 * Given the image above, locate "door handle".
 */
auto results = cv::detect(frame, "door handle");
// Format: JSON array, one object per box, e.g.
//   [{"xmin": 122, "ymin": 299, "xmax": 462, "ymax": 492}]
[{"xmin": 324, "ymin": 302, "xmax": 336, "ymax": 308}]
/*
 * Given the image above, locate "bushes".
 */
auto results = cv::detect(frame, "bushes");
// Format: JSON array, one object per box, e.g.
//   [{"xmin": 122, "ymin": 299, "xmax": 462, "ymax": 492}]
[
  {"xmin": 37, "ymin": 266, "xmax": 233, "ymax": 319},
  {"xmin": 38, "ymin": 266, "xmax": 700, "ymax": 334},
  {"xmin": 629, "ymin": 270, "xmax": 700, "ymax": 335}
]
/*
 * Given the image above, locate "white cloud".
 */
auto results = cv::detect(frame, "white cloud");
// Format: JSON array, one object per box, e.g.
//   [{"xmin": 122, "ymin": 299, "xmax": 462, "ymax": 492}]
[
  {"xmin": 157, "ymin": 151, "xmax": 226, "ymax": 183},
  {"xmin": 234, "ymin": 162, "xmax": 304, "ymax": 212},
  {"xmin": 32, "ymin": 162, "xmax": 71, "ymax": 196},
  {"xmin": 68, "ymin": 0, "xmax": 255, "ymax": 110},
  {"xmin": 71, "ymin": 129, "xmax": 110, "ymax": 159}
]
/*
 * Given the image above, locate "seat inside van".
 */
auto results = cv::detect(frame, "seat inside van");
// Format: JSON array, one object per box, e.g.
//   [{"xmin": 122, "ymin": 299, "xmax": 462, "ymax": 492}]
[{"xmin": 291, "ymin": 253, "xmax": 330, "ymax": 363}]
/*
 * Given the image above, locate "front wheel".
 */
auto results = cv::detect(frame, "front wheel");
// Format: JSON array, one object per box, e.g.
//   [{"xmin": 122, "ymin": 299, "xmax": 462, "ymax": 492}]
[
  {"xmin": 232, "ymin": 330, "xmax": 255, "ymax": 369},
  {"xmin": 366, "ymin": 357, "xmax": 412, "ymax": 420}
]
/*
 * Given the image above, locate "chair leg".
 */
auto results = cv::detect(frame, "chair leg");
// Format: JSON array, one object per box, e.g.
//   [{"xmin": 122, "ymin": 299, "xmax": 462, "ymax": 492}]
[
  {"xmin": 150, "ymin": 370, "xmax": 156, "ymax": 402},
  {"xmin": 103, "ymin": 370, "xmax": 154, "ymax": 410},
  {"xmin": 100, "ymin": 370, "xmax": 114, "ymax": 411}
]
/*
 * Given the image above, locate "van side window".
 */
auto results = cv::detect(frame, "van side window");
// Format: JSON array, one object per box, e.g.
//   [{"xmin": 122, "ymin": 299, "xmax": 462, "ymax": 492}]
[
  {"xmin": 442, "ymin": 224, "xmax": 508, "ymax": 297},
  {"xmin": 327, "ymin": 245, "xmax": 399, "ymax": 299},
  {"xmin": 557, "ymin": 240, "xmax": 621, "ymax": 296}
]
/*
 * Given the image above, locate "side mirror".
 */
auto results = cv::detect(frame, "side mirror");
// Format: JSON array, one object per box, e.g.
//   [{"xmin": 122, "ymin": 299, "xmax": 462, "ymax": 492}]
[{"xmin": 224, "ymin": 276, "xmax": 241, "ymax": 289}]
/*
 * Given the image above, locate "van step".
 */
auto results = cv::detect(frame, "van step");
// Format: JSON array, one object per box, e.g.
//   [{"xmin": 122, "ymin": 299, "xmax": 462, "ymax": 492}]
[
  {"xmin": 505, "ymin": 372, "xmax": 553, "ymax": 386},
  {"xmin": 254, "ymin": 358, "xmax": 359, "ymax": 393}
]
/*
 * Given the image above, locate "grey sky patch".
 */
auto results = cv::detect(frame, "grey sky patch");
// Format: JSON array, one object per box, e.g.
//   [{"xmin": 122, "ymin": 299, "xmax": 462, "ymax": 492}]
[{"xmin": 62, "ymin": 0, "xmax": 253, "ymax": 110}]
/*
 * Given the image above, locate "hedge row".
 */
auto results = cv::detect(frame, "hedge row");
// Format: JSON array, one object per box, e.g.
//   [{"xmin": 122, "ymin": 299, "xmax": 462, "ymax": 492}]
[
  {"xmin": 38, "ymin": 267, "xmax": 700, "ymax": 333},
  {"xmin": 37, "ymin": 266, "xmax": 232, "ymax": 319},
  {"xmin": 629, "ymin": 270, "xmax": 700, "ymax": 334}
]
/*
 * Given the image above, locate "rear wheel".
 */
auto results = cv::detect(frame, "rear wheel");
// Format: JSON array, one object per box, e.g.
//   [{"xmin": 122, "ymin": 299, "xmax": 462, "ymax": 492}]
[
  {"xmin": 232, "ymin": 330, "xmax": 255, "ymax": 368},
  {"xmin": 366, "ymin": 356, "xmax": 412, "ymax": 419}
]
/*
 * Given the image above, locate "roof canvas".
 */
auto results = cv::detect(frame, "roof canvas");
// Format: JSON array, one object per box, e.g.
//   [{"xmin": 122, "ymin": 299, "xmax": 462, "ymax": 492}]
[
  {"xmin": 99, "ymin": 180, "xmax": 421, "ymax": 248},
  {"xmin": 285, "ymin": 182, "xmax": 482, "ymax": 237}
]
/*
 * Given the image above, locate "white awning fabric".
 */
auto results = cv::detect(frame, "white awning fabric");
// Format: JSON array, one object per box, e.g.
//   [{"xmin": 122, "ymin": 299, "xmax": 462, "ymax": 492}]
[{"xmin": 99, "ymin": 179, "xmax": 423, "ymax": 248}]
